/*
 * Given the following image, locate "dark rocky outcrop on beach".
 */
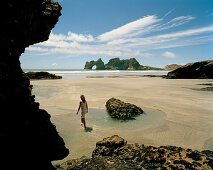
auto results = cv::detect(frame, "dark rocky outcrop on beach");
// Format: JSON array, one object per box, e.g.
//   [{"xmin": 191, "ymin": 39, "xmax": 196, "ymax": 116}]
[
  {"xmin": 84, "ymin": 57, "xmax": 163, "ymax": 70},
  {"xmin": 55, "ymin": 135, "xmax": 213, "ymax": 169},
  {"xmin": 26, "ymin": 71, "xmax": 62, "ymax": 79},
  {"xmin": 166, "ymin": 60, "xmax": 213, "ymax": 79},
  {"xmin": 1, "ymin": 0, "xmax": 68, "ymax": 169},
  {"xmin": 164, "ymin": 64, "xmax": 182, "ymax": 70},
  {"xmin": 106, "ymin": 98, "xmax": 143, "ymax": 119}
]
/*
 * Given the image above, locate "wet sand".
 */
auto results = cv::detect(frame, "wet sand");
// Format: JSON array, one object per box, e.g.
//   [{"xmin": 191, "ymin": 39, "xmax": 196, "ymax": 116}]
[{"xmin": 31, "ymin": 78, "xmax": 213, "ymax": 162}]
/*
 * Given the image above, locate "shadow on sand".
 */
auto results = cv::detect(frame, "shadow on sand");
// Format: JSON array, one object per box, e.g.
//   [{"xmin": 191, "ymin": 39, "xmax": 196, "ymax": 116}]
[{"xmin": 84, "ymin": 127, "xmax": 93, "ymax": 132}]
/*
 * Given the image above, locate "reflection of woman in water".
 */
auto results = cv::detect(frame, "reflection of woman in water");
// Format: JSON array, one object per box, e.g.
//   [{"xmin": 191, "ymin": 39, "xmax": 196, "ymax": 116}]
[{"xmin": 77, "ymin": 95, "xmax": 88, "ymax": 129}]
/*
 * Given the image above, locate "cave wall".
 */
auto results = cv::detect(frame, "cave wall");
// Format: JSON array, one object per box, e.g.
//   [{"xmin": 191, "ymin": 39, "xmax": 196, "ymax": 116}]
[{"xmin": 0, "ymin": 0, "xmax": 69, "ymax": 169}]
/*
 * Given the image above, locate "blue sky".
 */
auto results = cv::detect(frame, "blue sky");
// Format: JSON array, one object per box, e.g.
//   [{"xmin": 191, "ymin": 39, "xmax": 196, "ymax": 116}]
[{"xmin": 21, "ymin": 0, "xmax": 213, "ymax": 69}]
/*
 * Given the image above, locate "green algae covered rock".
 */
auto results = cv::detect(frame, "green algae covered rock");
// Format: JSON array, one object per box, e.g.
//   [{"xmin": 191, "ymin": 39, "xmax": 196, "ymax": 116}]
[{"xmin": 105, "ymin": 98, "xmax": 143, "ymax": 119}]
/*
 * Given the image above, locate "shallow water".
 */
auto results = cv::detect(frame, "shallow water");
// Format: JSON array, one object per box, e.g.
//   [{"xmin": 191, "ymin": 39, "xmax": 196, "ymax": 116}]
[
  {"xmin": 49, "ymin": 107, "xmax": 166, "ymax": 164},
  {"xmin": 87, "ymin": 108, "xmax": 165, "ymax": 131}
]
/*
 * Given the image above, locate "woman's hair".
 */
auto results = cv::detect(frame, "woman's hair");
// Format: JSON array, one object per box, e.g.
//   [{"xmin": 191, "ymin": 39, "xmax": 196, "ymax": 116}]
[{"xmin": 80, "ymin": 94, "xmax": 86, "ymax": 103}]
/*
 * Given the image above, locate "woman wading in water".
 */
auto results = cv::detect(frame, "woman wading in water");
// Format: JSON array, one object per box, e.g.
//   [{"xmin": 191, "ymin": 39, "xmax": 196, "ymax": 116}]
[{"xmin": 77, "ymin": 95, "xmax": 88, "ymax": 129}]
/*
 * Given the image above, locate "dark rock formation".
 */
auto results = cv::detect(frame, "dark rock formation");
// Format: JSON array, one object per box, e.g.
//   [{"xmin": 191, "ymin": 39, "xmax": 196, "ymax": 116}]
[
  {"xmin": 166, "ymin": 60, "xmax": 213, "ymax": 79},
  {"xmin": 26, "ymin": 71, "xmax": 62, "ymax": 79},
  {"xmin": 84, "ymin": 57, "xmax": 163, "ymax": 70},
  {"xmin": 56, "ymin": 135, "xmax": 213, "ymax": 169},
  {"xmin": 164, "ymin": 64, "xmax": 182, "ymax": 70},
  {"xmin": 1, "ymin": 0, "xmax": 68, "ymax": 169},
  {"xmin": 85, "ymin": 60, "xmax": 96, "ymax": 69},
  {"xmin": 106, "ymin": 98, "xmax": 143, "ymax": 119},
  {"xmin": 141, "ymin": 75, "xmax": 166, "ymax": 78},
  {"xmin": 84, "ymin": 58, "xmax": 105, "ymax": 70},
  {"xmin": 105, "ymin": 58, "xmax": 141, "ymax": 70}
]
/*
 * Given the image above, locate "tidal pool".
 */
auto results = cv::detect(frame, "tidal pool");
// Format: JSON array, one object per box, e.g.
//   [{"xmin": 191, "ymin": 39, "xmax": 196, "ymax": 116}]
[{"xmin": 50, "ymin": 107, "xmax": 166, "ymax": 164}]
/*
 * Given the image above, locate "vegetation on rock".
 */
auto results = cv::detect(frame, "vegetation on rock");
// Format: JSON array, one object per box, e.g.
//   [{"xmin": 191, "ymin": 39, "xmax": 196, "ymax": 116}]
[
  {"xmin": 164, "ymin": 64, "xmax": 182, "ymax": 70},
  {"xmin": 105, "ymin": 58, "xmax": 141, "ymax": 70},
  {"xmin": 84, "ymin": 57, "xmax": 163, "ymax": 70},
  {"xmin": 106, "ymin": 98, "xmax": 143, "ymax": 119},
  {"xmin": 84, "ymin": 58, "xmax": 105, "ymax": 70}
]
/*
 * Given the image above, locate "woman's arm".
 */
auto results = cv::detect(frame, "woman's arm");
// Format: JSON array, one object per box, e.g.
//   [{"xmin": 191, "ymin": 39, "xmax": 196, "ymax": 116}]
[{"xmin": 76, "ymin": 102, "xmax": 81, "ymax": 114}]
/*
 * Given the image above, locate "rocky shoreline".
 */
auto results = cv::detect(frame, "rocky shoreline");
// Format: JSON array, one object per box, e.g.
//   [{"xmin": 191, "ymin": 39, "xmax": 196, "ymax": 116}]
[
  {"xmin": 55, "ymin": 135, "xmax": 213, "ymax": 169},
  {"xmin": 166, "ymin": 60, "xmax": 213, "ymax": 79},
  {"xmin": 25, "ymin": 71, "xmax": 62, "ymax": 79}
]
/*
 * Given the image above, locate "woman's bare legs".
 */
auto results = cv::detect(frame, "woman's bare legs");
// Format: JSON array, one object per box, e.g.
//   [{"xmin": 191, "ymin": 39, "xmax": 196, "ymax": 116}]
[{"xmin": 81, "ymin": 118, "xmax": 86, "ymax": 129}]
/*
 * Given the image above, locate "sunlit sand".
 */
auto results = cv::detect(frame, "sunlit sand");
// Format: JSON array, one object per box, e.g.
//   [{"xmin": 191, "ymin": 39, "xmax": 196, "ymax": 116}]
[{"xmin": 31, "ymin": 78, "xmax": 213, "ymax": 163}]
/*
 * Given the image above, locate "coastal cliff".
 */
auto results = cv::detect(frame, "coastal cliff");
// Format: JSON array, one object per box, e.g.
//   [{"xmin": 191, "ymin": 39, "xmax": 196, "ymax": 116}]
[
  {"xmin": 166, "ymin": 60, "xmax": 213, "ymax": 79},
  {"xmin": 84, "ymin": 58, "xmax": 163, "ymax": 70},
  {"xmin": 1, "ymin": 0, "xmax": 68, "ymax": 169}
]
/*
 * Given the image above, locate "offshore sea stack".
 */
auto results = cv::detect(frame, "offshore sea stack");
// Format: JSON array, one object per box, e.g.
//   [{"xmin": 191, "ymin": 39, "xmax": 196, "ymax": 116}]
[
  {"xmin": 1, "ymin": 0, "xmax": 68, "ymax": 169},
  {"xmin": 56, "ymin": 135, "xmax": 213, "ymax": 169},
  {"xmin": 106, "ymin": 98, "xmax": 143, "ymax": 119},
  {"xmin": 166, "ymin": 60, "xmax": 213, "ymax": 79}
]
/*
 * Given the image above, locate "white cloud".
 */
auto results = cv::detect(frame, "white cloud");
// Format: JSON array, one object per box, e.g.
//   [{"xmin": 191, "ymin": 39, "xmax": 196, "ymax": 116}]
[
  {"xmin": 209, "ymin": 12, "xmax": 213, "ymax": 16},
  {"xmin": 142, "ymin": 53, "xmax": 155, "ymax": 58},
  {"xmin": 162, "ymin": 51, "xmax": 178, "ymax": 58},
  {"xmin": 163, "ymin": 8, "xmax": 175, "ymax": 17},
  {"xmin": 98, "ymin": 15, "xmax": 161, "ymax": 41},
  {"xmin": 27, "ymin": 46, "xmax": 49, "ymax": 52},
  {"xmin": 156, "ymin": 25, "xmax": 213, "ymax": 39},
  {"xmin": 157, "ymin": 15, "xmax": 195, "ymax": 31},
  {"xmin": 67, "ymin": 32, "xmax": 94, "ymax": 42},
  {"xmin": 52, "ymin": 63, "xmax": 58, "ymax": 67},
  {"xmin": 26, "ymin": 14, "xmax": 213, "ymax": 58},
  {"xmin": 42, "ymin": 32, "xmax": 94, "ymax": 43}
]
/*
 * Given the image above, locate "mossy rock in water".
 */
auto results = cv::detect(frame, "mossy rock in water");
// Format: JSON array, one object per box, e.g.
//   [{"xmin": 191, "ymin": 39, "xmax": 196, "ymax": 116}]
[{"xmin": 106, "ymin": 98, "xmax": 143, "ymax": 119}]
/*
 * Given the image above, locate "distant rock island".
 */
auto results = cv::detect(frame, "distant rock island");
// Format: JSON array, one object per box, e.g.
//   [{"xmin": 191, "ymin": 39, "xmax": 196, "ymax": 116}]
[
  {"xmin": 166, "ymin": 60, "xmax": 213, "ymax": 79},
  {"xmin": 84, "ymin": 58, "xmax": 163, "ymax": 70}
]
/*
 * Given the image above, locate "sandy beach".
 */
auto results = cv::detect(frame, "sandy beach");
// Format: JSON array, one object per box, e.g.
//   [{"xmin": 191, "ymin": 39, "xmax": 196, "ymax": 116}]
[{"xmin": 31, "ymin": 78, "xmax": 213, "ymax": 162}]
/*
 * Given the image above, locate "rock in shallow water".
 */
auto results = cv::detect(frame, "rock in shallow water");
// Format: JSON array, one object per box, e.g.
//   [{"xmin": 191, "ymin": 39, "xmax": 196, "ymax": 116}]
[{"xmin": 106, "ymin": 98, "xmax": 143, "ymax": 119}]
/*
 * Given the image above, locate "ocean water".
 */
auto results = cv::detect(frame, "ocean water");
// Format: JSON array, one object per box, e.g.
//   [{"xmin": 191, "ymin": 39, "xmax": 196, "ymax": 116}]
[{"xmin": 23, "ymin": 69, "xmax": 169, "ymax": 79}]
